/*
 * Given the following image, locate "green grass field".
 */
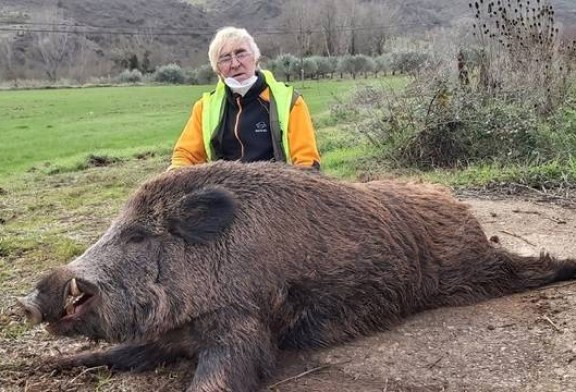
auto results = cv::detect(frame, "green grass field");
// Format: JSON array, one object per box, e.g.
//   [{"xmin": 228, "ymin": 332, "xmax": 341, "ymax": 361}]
[{"xmin": 0, "ymin": 78, "xmax": 404, "ymax": 182}]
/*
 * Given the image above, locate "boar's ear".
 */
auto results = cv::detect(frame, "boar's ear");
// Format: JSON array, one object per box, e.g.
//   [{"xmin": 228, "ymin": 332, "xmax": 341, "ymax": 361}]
[{"xmin": 167, "ymin": 186, "xmax": 237, "ymax": 245}]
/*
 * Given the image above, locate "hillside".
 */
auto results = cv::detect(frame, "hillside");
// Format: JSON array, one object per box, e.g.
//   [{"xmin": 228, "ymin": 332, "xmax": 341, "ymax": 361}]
[
  {"xmin": 0, "ymin": 0, "xmax": 212, "ymax": 65},
  {"xmin": 0, "ymin": 0, "xmax": 574, "ymax": 79},
  {"xmin": 199, "ymin": 0, "xmax": 576, "ymax": 32},
  {"xmin": 204, "ymin": 0, "xmax": 471, "ymax": 32}
]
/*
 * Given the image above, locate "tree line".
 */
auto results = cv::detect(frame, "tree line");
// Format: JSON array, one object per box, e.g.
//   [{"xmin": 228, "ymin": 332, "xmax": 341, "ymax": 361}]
[{"xmin": 112, "ymin": 50, "xmax": 433, "ymax": 87}]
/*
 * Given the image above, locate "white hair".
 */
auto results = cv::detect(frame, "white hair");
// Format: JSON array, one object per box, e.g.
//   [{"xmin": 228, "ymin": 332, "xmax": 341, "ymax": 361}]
[{"xmin": 208, "ymin": 26, "xmax": 261, "ymax": 72}]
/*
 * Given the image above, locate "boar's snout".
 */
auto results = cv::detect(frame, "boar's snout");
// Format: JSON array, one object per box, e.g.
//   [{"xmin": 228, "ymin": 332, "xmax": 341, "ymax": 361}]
[
  {"xmin": 15, "ymin": 276, "xmax": 101, "ymax": 330},
  {"xmin": 15, "ymin": 291, "xmax": 43, "ymax": 325}
]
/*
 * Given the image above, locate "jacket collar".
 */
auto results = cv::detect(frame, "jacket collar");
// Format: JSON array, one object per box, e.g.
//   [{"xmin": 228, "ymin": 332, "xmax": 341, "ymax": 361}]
[{"xmin": 224, "ymin": 71, "xmax": 266, "ymax": 104}]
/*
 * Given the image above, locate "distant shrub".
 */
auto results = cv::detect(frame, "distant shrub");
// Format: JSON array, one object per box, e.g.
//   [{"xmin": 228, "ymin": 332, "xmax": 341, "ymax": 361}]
[
  {"xmin": 183, "ymin": 68, "xmax": 197, "ymax": 85},
  {"xmin": 274, "ymin": 54, "xmax": 298, "ymax": 82},
  {"xmin": 311, "ymin": 56, "xmax": 337, "ymax": 78},
  {"xmin": 355, "ymin": 55, "xmax": 377, "ymax": 77},
  {"xmin": 262, "ymin": 58, "xmax": 279, "ymax": 75},
  {"xmin": 291, "ymin": 57, "xmax": 319, "ymax": 80},
  {"xmin": 116, "ymin": 69, "xmax": 143, "ymax": 84},
  {"xmin": 153, "ymin": 64, "xmax": 185, "ymax": 84},
  {"xmin": 337, "ymin": 55, "xmax": 355, "ymax": 78},
  {"xmin": 375, "ymin": 54, "xmax": 393, "ymax": 75},
  {"xmin": 193, "ymin": 64, "xmax": 216, "ymax": 85},
  {"xmin": 390, "ymin": 50, "xmax": 431, "ymax": 74}
]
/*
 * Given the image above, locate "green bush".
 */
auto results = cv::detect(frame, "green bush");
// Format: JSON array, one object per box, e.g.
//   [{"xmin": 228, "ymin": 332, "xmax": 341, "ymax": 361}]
[
  {"xmin": 390, "ymin": 50, "xmax": 431, "ymax": 74},
  {"xmin": 190, "ymin": 64, "xmax": 215, "ymax": 85},
  {"xmin": 116, "ymin": 69, "xmax": 143, "ymax": 84},
  {"xmin": 153, "ymin": 63, "xmax": 185, "ymax": 84},
  {"xmin": 299, "ymin": 57, "xmax": 319, "ymax": 79},
  {"xmin": 334, "ymin": 71, "xmax": 576, "ymax": 171},
  {"xmin": 398, "ymin": 92, "xmax": 545, "ymax": 169},
  {"xmin": 311, "ymin": 56, "xmax": 337, "ymax": 78},
  {"xmin": 273, "ymin": 54, "xmax": 299, "ymax": 82}
]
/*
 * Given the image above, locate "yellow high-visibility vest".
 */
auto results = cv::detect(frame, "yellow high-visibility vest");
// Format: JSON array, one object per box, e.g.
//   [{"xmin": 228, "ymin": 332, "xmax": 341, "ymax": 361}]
[{"xmin": 201, "ymin": 70, "xmax": 296, "ymax": 163}]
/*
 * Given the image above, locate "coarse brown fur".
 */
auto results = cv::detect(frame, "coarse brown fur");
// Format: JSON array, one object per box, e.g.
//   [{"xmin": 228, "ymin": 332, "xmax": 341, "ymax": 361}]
[{"xmin": 17, "ymin": 161, "xmax": 576, "ymax": 391}]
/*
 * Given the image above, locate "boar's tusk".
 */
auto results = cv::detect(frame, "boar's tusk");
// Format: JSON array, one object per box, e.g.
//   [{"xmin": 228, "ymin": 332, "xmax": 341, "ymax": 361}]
[
  {"xmin": 65, "ymin": 278, "xmax": 87, "ymax": 316},
  {"xmin": 70, "ymin": 278, "xmax": 81, "ymax": 297}
]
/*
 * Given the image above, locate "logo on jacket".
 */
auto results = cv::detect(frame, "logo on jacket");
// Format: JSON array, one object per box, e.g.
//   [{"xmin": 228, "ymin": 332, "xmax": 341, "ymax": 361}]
[{"xmin": 254, "ymin": 122, "xmax": 269, "ymax": 133}]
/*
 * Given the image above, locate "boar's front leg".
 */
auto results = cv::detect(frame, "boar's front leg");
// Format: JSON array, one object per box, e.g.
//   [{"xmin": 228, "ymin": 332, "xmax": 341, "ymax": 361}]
[
  {"xmin": 188, "ymin": 311, "xmax": 276, "ymax": 392},
  {"xmin": 54, "ymin": 326, "xmax": 197, "ymax": 372}
]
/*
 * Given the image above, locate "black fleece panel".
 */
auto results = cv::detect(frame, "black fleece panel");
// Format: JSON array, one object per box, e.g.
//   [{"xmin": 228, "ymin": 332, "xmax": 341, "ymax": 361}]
[{"xmin": 215, "ymin": 73, "xmax": 275, "ymax": 163}]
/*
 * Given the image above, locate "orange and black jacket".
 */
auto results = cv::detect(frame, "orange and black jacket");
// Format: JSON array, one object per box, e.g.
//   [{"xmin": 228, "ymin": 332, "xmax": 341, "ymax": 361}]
[{"xmin": 170, "ymin": 71, "xmax": 321, "ymax": 169}]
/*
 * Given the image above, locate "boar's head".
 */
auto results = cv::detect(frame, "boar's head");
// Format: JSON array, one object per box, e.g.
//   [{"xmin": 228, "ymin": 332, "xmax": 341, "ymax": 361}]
[{"xmin": 17, "ymin": 168, "xmax": 238, "ymax": 343}]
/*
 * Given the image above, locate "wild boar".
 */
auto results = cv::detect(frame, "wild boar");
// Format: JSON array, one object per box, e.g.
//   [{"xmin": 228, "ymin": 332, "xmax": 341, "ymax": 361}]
[{"xmin": 17, "ymin": 161, "xmax": 576, "ymax": 391}]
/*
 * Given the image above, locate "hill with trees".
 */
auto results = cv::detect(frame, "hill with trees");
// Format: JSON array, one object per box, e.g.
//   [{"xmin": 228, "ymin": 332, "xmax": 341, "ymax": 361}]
[{"xmin": 0, "ymin": 0, "xmax": 574, "ymax": 82}]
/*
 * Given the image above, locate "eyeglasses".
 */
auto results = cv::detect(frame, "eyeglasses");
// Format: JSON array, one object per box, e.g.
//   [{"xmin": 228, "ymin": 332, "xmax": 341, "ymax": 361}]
[{"xmin": 217, "ymin": 51, "xmax": 252, "ymax": 67}]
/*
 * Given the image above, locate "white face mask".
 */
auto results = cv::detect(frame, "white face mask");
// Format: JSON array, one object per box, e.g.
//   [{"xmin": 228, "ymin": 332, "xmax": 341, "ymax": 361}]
[{"xmin": 224, "ymin": 75, "xmax": 258, "ymax": 96}]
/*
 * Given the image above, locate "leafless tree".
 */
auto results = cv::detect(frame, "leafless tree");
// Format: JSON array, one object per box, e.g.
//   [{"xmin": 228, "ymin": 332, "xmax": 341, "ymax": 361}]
[
  {"xmin": 279, "ymin": 0, "xmax": 358, "ymax": 57},
  {"xmin": 279, "ymin": 0, "xmax": 321, "ymax": 56},
  {"xmin": 29, "ymin": 9, "xmax": 75, "ymax": 81},
  {"xmin": 342, "ymin": 0, "xmax": 360, "ymax": 55},
  {"xmin": 0, "ymin": 37, "xmax": 17, "ymax": 80},
  {"xmin": 318, "ymin": 0, "xmax": 347, "ymax": 56},
  {"xmin": 67, "ymin": 34, "xmax": 109, "ymax": 83},
  {"xmin": 356, "ymin": 1, "xmax": 401, "ymax": 55}
]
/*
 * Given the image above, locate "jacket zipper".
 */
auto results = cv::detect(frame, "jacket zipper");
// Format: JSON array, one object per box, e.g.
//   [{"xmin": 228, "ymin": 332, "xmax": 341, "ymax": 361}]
[{"xmin": 234, "ymin": 96, "xmax": 245, "ymax": 160}]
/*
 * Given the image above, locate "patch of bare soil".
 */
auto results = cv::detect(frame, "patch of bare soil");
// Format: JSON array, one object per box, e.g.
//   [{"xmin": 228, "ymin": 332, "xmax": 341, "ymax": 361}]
[{"xmin": 3, "ymin": 195, "xmax": 576, "ymax": 392}]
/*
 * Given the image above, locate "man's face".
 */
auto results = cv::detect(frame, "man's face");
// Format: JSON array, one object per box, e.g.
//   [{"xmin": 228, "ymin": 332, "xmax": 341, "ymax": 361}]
[{"xmin": 217, "ymin": 39, "xmax": 257, "ymax": 82}]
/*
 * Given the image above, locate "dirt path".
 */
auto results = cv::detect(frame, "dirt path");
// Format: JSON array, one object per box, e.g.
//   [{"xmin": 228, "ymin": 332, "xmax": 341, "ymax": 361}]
[{"xmin": 3, "ymin": 196, "xmax": 576, "ymax": 392}]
